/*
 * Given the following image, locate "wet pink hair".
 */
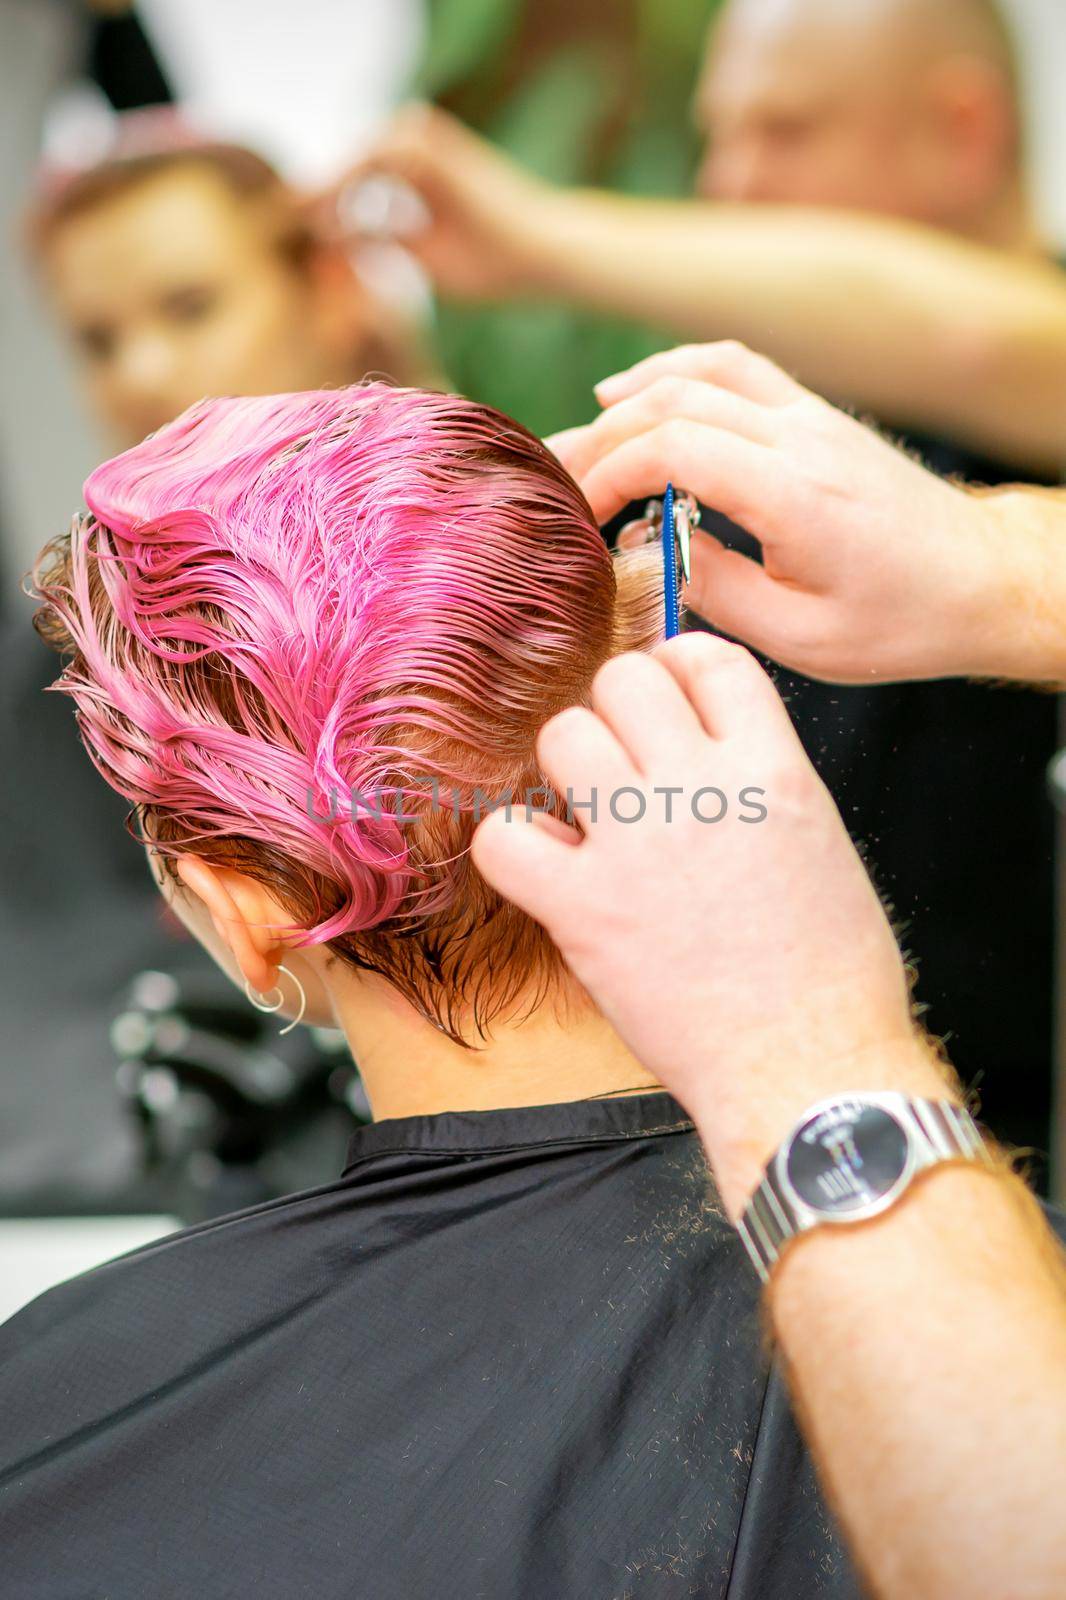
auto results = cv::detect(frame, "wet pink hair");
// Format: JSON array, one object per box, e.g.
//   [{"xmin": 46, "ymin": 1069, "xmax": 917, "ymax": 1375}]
[{"xmin": 33, "ymin": 384, "xmax": 660, "ymax": 1038}]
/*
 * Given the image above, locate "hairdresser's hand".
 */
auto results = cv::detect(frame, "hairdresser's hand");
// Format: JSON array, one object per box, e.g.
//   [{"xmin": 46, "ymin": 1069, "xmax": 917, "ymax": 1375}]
[
  {"xmin": 327, "ymin": 104, "xmax": 554, "ymax": 301},
  {"xmin": 472, "ymin": 635, "xmax": 948, "ymax": 1215},
  {"xmin": 550, "ymin": 341, "xmax": 1041, "ymax": 685}
]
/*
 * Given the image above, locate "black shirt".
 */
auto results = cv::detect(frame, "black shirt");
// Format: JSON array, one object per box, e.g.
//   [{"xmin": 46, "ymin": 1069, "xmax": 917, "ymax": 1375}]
[{"xmin": 0, "ymin": 1092, "xmax": 861, "ymax": 1599}]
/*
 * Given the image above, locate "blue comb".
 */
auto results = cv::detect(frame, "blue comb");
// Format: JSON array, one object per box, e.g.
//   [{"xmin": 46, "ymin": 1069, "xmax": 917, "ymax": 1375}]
[{"xmin": 662, "ymin": 482, "xmax": 680, "ymax": 639}]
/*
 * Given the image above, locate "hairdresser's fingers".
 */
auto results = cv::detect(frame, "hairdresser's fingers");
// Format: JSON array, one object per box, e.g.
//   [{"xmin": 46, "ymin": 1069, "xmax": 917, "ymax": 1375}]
[
  {"xmin": 566, "ymin": 405, "xmax": 818, "ymax": 654},
  {"xmin": 535, "ymin": 706, "xmax": 637, "ymax": 830},
  {"xmin": 349, "ymin": 102, "xmax": 531, "ymax": 226},
  {"xmin": 595, "ymin": 342, "xmax": 806, "ymax": 410},
  {"xmin": 549, "ymin": 376, "xmax": 775, "ymax": 484},
  {"xmin": 471, "ymin": 808, "xmax": 579, "ymax": 926},
  {"xmin": 651, "ymin": 634, "xmax": 805, "ymax": 753},
  {"xmin": 524, "ymin": 811, "xmax": 584, "ymax": 846},
  {"xmin": 336, "ymin": 106, "xmax": 472, "ymax": 234},
  {"xmin": 610, "ymin": 515, "xmax": 807, "ymax": 671},
  {"xmin": 680, "ymin": 538, "xmax": 829, "ymax": 663},
  {"xmin": 337, "ymin": 105, "xmax": 545, "ymax": 298},
  {"xmin": 352, "ymin": 103, "xmax": 456, "ymax": 178},
  {"xmin": 346, "ymin": 141, "xmax": 446, "ymax": 218},
  {"xmin": 577, "ymin": 419, "xmax": 782, "ymax": 527},
  {"xmin": 613, "ymin": 520, "xmax": 653, "ymax": 553},
  {"xmin": 588, "ymin": 651, "xmax": 707, "ymax": 773},
  {"xmin": 543, "ymin": 425, "xmax": 586, "ymax": 465}
]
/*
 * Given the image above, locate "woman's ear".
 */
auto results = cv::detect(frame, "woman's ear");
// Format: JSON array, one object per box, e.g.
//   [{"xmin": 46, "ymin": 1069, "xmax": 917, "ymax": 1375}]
[{"xmin": 174, "ymin": 855, "xmax": 287, "ymax": 994}]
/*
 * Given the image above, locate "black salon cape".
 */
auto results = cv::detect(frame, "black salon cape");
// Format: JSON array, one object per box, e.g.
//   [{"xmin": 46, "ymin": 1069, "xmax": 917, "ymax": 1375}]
[{"xmin": 0, "ymin": 1093, "xmax": 861, "ymax": 1599}]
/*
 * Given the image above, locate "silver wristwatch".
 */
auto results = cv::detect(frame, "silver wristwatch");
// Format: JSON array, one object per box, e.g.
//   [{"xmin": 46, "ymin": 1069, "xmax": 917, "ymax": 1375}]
[{"xmin": 737, "ymin": 1092, "xmax": 994, "ymax": 1284}]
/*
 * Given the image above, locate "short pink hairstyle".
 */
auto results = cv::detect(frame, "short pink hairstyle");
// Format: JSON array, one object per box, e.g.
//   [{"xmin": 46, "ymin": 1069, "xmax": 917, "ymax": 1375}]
[{"xmin": 33, "ymin": 385, "xmax": 660, "ymax": 1039}]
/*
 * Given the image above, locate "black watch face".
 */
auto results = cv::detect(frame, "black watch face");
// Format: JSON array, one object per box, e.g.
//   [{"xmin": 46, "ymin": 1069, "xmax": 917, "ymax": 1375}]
[{"xmin": 785, "ymin": 1102, "xmax": 911, "ymax": 1216}]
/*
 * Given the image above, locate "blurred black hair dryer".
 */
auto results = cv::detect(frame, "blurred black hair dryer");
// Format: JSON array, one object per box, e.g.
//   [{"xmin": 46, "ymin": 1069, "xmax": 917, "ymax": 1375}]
[{"xmin": 112, "ymin": 968, "xmax": 370, "ymax": 1222}]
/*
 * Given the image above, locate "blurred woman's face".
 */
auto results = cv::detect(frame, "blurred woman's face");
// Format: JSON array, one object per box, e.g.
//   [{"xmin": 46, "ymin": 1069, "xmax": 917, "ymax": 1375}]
[{"xmin": 43, "ymin": 164, "xmax": 338, "ymax": 448}]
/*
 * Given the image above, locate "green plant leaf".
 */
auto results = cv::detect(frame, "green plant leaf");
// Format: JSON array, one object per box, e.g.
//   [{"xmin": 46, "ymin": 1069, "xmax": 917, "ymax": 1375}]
[
  {"xmin": 414, "ymin": 0, "xmax": 524, "ymax": 99},
  {"xmin": 487, "ymin": 45, "xmax": 614, "ymax": 183}
]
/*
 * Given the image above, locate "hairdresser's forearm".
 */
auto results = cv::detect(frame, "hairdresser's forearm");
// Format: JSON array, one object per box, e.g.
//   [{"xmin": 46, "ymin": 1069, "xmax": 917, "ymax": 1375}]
[
  {"xmin": 769, "ymin": 1167, "xmax": 1066, "ymax": 1600},
  {"xmin": 963, "ymin": 486, "xmax": 1066, "ymax": 685},
  {"xmin": 688, "ymin": 1041, "xmax": 1066, "ymax": 1600},
  {"xmin": 520, "ymin": 189, "xmax": 1066, "ymax": 475}
]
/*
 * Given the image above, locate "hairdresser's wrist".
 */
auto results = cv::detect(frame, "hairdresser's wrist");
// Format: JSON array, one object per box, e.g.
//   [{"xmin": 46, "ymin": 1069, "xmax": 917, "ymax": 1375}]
[
  {"xmin": 961, "ymin": 489, "xmax": 1066, "ymax": 686},
  {"xmin": 686, "ymin": 1031, "xmax": 958, "ymax": 1223}
]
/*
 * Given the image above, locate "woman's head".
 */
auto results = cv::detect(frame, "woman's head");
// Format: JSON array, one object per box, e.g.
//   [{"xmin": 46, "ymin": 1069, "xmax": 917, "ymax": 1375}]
[
  {"xmin": 33, "ymin": 384, "xmax": 660, "ymax": 1041},
  {"xmin": 28, "ymin": 121, "xmax": 427, "ymax": 447}
]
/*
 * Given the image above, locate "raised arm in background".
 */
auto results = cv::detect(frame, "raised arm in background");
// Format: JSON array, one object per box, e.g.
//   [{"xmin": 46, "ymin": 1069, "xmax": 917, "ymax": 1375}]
[{"xmin": 345, "ymin": 104, "xmax": 1066, "ymax": 476}]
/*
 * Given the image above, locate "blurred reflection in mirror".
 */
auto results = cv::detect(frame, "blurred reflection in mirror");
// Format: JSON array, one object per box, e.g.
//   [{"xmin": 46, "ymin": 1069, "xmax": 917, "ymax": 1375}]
[{"xmin": 26, "ymin": 111, "xmax": 443, "ymax": 449}]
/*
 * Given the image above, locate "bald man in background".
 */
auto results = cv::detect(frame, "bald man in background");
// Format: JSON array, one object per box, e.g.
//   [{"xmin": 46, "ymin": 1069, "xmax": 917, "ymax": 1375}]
[
  {"xmin": 355, "ymin": 0, "xmax": 1066, "ymax": 474},
  {"xmin": 699, "ymin": 0, "xmax": 1028, "ymax": 232},
  {"xmin": 359, "ymin": 0, "xmax": 1063, "ymax": 1172}
]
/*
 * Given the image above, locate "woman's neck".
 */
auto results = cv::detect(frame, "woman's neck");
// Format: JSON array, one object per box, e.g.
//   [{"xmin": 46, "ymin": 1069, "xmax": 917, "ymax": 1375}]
[{"xmin": 328, "ymin": 973, "xmax": 662, "ymax": 1121}]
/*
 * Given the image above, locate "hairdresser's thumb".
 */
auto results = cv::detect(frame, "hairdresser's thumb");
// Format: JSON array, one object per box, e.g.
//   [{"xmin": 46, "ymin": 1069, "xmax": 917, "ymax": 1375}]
[{"xmin": 470, "ymin": 808, "xmax": 579, "ymax": 929}]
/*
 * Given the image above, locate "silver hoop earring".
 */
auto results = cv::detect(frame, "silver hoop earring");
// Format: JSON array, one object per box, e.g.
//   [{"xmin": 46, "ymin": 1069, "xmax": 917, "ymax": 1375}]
[{"xmin": 244, "ymin": 964, "xmax": 307, "ymax": 1036}]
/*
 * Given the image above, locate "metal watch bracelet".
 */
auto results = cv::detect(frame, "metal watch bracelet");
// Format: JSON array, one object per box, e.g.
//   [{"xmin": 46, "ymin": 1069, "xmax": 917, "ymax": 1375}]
[{"xmin": 737, "ymin": 1095, "xmax": 994, "ymax": 1285}]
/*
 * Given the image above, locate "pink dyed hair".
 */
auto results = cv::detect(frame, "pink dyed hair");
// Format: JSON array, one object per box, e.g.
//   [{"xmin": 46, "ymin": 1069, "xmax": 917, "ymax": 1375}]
[{"xmin": 32, "ymin": 384, "xmax": 661, "ymax": 1039}]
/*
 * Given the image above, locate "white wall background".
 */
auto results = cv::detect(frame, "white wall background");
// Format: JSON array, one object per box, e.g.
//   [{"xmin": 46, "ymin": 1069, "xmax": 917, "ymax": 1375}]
[
  {"xmin": 1000, "ymin": 0, "xmax": 1066, "ymax": 247},
  {"xmin": 0, "ymin": 1217, "xmax": 178, "ymax": 1326},
  {"xmin": 134, "ymin": 0, "xmax": 425, "ymax": 184}
]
